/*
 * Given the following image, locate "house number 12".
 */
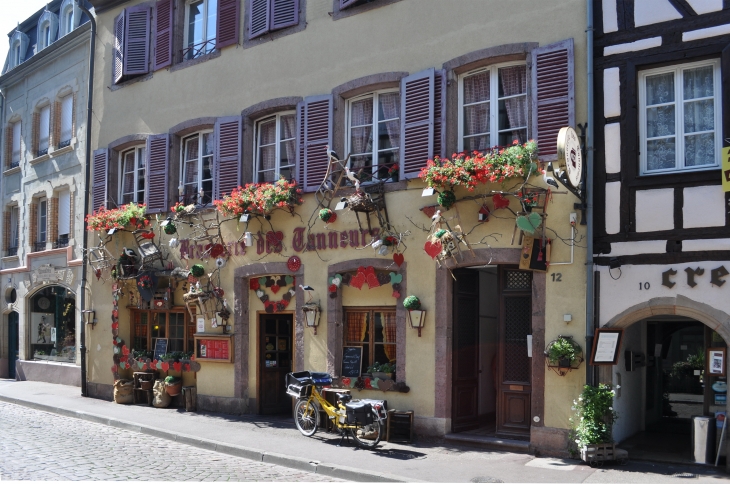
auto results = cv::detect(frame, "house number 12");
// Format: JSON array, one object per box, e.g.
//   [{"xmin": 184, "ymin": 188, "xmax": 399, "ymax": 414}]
[{"xmin": 639, "ymin": 282, "xmax": 650, "ymax": 290}]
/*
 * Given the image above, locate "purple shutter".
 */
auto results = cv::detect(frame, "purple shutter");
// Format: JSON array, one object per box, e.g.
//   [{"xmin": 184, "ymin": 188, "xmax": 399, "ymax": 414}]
[
  {"xmin": 295, "ymin": 100, "xmax": 303, "ymax": 185},
  {"xmin": 91, "ymin": 149, "xmax": 108, "ymax": 211},
  {"xmin": 145, "ymin": 134, "xmax": 169, "ymax": 214},
  {"xmin": 434, "ymin": 69, "xmax": 446, "ymax": 159},
  {"xmin": 340, "ymin": 0, "xmax": 360, "ymax": 9},
  {"xmin": 112, "ymin": 11, "xmax": 125, "ymax": 84},
  {"xmin": 399, "ymin": 68, "xmax": 434, "ymax": 179},
  {"xmin": 271, "ymin": 0, "xmax": 299, "ymax": 31},
  {"xmin": 123, "ymin": 5, "xmax": 151, "ymax": 75},
  {"xmin": 154, "ymin": 0, "xmax": 173, "ymax": 71},
  {"xmin": 217, "ymin": 0, "xmax": 240, "ymax": 49},
  {"xmin": 249, "ymin": 0, "xmax": 270, "ymax": 39},
  {"xmin": 531, "ymin": 38, "xmax": 574, "ymax": 162},
  {"xmin": 302, "ymin": 95, "xmax": 333, "ymax": 193},
  {"xmin": 214, "ymin": 116, "xmax": 242, "ymax": 199}
]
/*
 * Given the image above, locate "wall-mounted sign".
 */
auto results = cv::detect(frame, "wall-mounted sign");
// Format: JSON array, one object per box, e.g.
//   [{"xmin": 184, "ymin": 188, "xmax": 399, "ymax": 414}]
[
  {"xmin": 708, "ymin": 347, "xmax": 726, "ymax": 377},
  {"xmin": 661, "ymin": 265, "xmax": 729, "ymax": 288},
  {"xmin": 341, "ymin": 346, "xmax": 363, "ymax": 377},
  {"xmin": 590, "ymin": 328, "xmax": 624, "ymax": 365},
  {"xmin": 557, "ymin": 127, "xmax": 583, "ymax": 188},
  {"xmin": 722, "ymin": 147, "xmax": 730, "ymax": 192},
  {"xmin": 153, "ymin": 338, "xmax": 168, "ymax": 361}
]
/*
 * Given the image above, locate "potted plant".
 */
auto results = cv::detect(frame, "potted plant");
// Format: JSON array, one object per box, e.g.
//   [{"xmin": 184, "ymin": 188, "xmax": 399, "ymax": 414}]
[
  {"xmin": 86, "ymin": 203, "xmax": 148, "ymax": 232},
  {"xmin": 164, "ymin": 375, "xmax": 182, "ymax": 396},
  {"xmin": 569, "ymin": 383, "xmax": 619, "ymax": 464},
  {"xmin": 546, "ymin": 336, "xmax": 581, "ymax": 368},
  {"xmin": 367, "ymin": 362, "xmax": 395, "ymax": 381}
]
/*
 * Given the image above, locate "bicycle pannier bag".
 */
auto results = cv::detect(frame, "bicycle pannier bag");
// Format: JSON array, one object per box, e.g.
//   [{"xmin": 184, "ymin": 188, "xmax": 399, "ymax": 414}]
[{"xmin": 346, "ymin": 402, "xmax": 373, "ymax": 425}]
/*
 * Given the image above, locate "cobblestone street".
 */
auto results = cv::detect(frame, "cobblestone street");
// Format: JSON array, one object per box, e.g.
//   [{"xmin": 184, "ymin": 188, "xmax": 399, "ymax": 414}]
[{"xmin": 0, "ymin": 402, "xmax": 342, "ymax": 481}]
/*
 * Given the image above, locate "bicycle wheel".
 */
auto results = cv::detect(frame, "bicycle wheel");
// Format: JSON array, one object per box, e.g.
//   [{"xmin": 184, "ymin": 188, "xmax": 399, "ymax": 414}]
[
  {"xmin": 349, "ymin": 409, "xmax": 382, "ymax": 448},
  {"xmin": 294, "ymin": 398, "xmax": 318, "ymax": 437}
]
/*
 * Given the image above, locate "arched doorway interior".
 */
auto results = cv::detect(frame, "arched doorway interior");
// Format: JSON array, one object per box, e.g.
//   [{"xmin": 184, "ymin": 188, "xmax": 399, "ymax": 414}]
[
  {"xmin": 8, "ymin": 312, "xmax": 19, "ymax": 378},
  {"xmin": 28, "ymin": 286, "xmax": 76, "ymax": 363}
]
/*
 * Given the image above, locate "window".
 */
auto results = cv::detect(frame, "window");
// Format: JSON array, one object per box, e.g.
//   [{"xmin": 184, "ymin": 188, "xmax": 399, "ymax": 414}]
[
  {"xmin": 43, "ymin": 24, "xmax": 51, "ymax": 49},
  {"xmin": 59, "ymin": 94, "xmax": 73, "ymax": 146},
  {"xmin": 458, "ymin": 63, "xmax": 528, "ymax": 152},
  {"xmin": 181, "ymin": 131, "xmax": 214, "ymax": 204},
  {"xmin": 57, "ymin": 190, "xmax": 70, "ymax": 247},
  {"xmin": 38, "ymin": 198, "xmax": 47, "ymax": 244},
  {"xmin": 38, "ymin": 105, "xmax": 51, "ymax": 156},
  {"xmin": 343, "ymin": 307, "xmax": 396, "ymax": 374},
  {"xmin": 11, "ymin": 122, "xmax": 21, "ymax": 167},
  {"xmin": 9, "ymin": 206, "xmax": 19, "ymax": 255},
  {"xmin": 120, "ymin": 146, "xmax": 146, "ymax": 205},
  {"xmin": 184, "ymin": 0, "xmax": 217, "ymax": 60},
  {"xmin": 346, "ymin": 90, "xmax": 400, "ymax": 182},
  {"xmin": 639, "ymin": 60, "xmax": 721, "ymax": 175},
  {"xmin": 14, "ymin": 43, "xmax": 21, "ymax": 65},
  {"xmin": 255, "ymin": 112, "xmax": 296, "ymax": 182},
  {"xmin": 248, "ymin": 0, "xmax": 300, "ymax": 40},
  {"xmin": 64, "ymin": 7, "xmax": 73, "ymax": 35},
  {"xmin": 131, "ymin": 308, "xmax": 193, "ymax": 354}
]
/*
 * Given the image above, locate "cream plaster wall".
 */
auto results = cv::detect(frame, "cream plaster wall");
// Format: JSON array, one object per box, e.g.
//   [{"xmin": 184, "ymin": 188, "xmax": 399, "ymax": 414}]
[
  {"xmin": 604, "ymin": 123, "xmax": 621, "ymax": 174},
  {"xmin": 634, "ymin": 0, "xmax": 682, "ymax": 27},
  {"xmin": 686, "ymin": 0, "xmax": 723, "ymax": 14},
  {"xmin": 683, "ymin": 185, "xmax": 725, "ymax": 229},
  {"xmin": 603, "ymin": 68, "xmax": 621, "ymax": 118},
  {"xmin": 602, "ymin": 0, "xmax": 618, "ymax": 33},
  {"xmin": 605, "ymin": 181, "xmax": 621, "ymax": 234},
  {"xmin": 635, "ymin": 188, "xmax": 674, "ymax": 232}
]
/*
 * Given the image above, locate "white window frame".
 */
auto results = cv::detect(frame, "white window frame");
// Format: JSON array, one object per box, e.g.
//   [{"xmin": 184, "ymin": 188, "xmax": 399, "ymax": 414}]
[
  {"xmin": 639, "ymin": 59, "xmax": 722, "ymax": 176},
  {"xmin": 10, "ymin": 206, "xmax": 19, "ymax": 249},
  {"xmin": 119, "ymin": 146, "xmax": 146, "ymax": 205},
  {"xmin": 183, "ymin": 0, "xmax": 217, "ymax": 60},
  {"xmin": 59, "ymin": 94, "xmax": 73, "ymax": 145},
  {"xmin": 180, "ymin": 130, "xmax": 214, "ymax": 204},
  {"xmin": 38, "ymin": 105, "xmax": 51, "ymax": 155},
  {"xmin": 13, "ymin": 42, "xmax": 21, "ymax": 67},
  {"xmin": 254, "ymin": 111, "xmax": 296, "ymax": 183},
  {"xmin": 11, "ymin": 121, "xmax": 21, "ymax": 165},
  {"xmin": 457, "ymin": 61, "xmax": 528, "ymax": 152},
  {"xmin": 38, "ymin": 198, "xmax": 47, "ymax": 244},
  {"xmin": 63, "ymin": 6, "xmax": 74, "ymax": 36},
  {"xmin": 345, "ymin": 89, "xmax": 401, "ymax": 181}
]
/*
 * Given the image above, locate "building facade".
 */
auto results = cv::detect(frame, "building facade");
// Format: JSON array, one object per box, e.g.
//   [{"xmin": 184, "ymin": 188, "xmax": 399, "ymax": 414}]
[
  {"xmin": 594, "ymin": 0, "xmax": 730, "ymax": 466},
  {"xmin": 85, "ymin": 0, "xmax": 589, "ymax": 454},
  {"xmin": 0, "ymin": 1, "xmax": 92, "ymax": 385}
]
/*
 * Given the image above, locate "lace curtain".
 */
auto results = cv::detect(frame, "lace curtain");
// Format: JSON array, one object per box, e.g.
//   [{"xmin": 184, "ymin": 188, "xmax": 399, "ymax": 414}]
[
  {"xmin": 499, "ymin": 66, "xmax": 527, "ymax": 144},
  {"xmin": 463, "ymin": 71, "xmax": 490, "ymax": 151},
  {"xmin": 379, "ymin": 92, "xmax": 401, "ymax": 153},
  {"xmin": 350, "ymin": 98, "xmax": 373, "ymax": 173},
  {"xmin": 280, "ymin": 114, "xmax": 297, "ymax": 171}
]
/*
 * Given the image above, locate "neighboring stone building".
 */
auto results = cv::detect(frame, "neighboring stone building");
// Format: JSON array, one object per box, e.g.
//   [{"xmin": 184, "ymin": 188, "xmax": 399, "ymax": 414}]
[
  {"xmin": 0, "ymin": 0, "xmax": 93, "ymax": 385},
  {"xmin": 85, "ymin": 0, "xmax": 589, "ymax": 455}
]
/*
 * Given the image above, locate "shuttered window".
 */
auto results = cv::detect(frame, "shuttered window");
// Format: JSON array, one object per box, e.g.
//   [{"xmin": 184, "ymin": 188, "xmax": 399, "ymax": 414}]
[
  {"xmin": 181, "ymin": 131, "xmax": 214, "ymax": 204},
  {"xmin": 120, "ymin": 146, "xmax": 147, "ymax": 205},
  {"xmin": 255, "ymin": 112, "xmax": 296, "ymax": 182},
  {"xmin": 154, "ymin": 0, "xmax": 173, "ymax": 70},
  {"xmin": 60, "ymin": 94, "xmax": 73, "ymax": 145},
  {"xmin": 184, "ymin": 0, "xmax": 217, "ymax": 60},
  {"xmin": 38, "ymin": 105, "xmax": 51, "ymax": 156},
  {"xmin": 346, "ymin": 91, "xmax": 400, "ymax": 183},
  {"xmin": 10, "ymin": 206, "xmax": 19, "ymax": 250},
  {"xmin": 458, "ymin": 63, "xmax": 528, "ymax": 152},
  {"xmin": 112, "ymin": 5, "xmax": 151, "ymax": 84},
  {"xmin": 249, "ymin": 0, "xmax": 299, "ymax": 40},
  {"xmin": 215, "ymin": 116, "xmax": 242, "ymax": 199},
  {"xmin": 11, "ymin": 122, "xmax": 21, "ymax": 166},
  {"xmin": 297, "ymin": 95, "xmax": 333, "ymax": 192},
  {"xmin": 92, "ymin": 149, "xmax": 109, "ymax": 211},
  {"xmin": 58, "ymin": 190, "xmax": 71, "ymax": 238}
]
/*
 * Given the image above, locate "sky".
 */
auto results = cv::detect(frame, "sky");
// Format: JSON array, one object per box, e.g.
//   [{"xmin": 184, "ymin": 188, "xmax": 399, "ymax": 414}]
[{"xmin": 0, "ymin": 0, "xmax": 52, "ymax": 68}]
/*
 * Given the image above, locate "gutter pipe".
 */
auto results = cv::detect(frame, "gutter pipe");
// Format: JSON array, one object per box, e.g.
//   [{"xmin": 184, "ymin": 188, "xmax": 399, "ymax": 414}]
[{"xmin": 585, "ymin": 0, "xmax": 595, "ymax": 387}]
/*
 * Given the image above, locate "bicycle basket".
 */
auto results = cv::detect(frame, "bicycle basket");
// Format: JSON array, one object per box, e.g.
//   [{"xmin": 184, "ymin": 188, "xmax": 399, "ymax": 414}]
[
  {"xmin": 286, "ymin": 371, "xmax": 332, "ymax": 390},
  {"xmin": 286, "ymin": 383, "xmax": 313, "ymax": 398}
]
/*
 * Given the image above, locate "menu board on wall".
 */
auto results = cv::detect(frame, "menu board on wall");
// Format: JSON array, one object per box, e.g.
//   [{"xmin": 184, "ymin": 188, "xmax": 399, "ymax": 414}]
[
  {"xmin": 197, "ymin": 338, "xmax": 230, "ymax": 361},
  {"xmin": 153, "ymin": 338, "xmax": 168, "ymax": 360},
  {"xmin": 590, "ymin": 328, "xmax": 624, "ymax": 365},
  {"xmin": 341, "ymin": 346, "xmax": 363, "ymax": 377}
]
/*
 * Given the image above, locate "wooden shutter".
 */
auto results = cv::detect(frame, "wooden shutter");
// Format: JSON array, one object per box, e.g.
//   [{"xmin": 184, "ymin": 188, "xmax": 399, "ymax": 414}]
[
  {"xmin": 145, "ymin": 134, "xmax": 169, "ymax": 214},
  {"xmin": 123, "ymin": 5, "xmax": 150, "ymax": 76},
  {"xmin": 434, "ymin": 69, "xmax": 446, "ymax": 159},
  {"xmin": 400, "ymin": 68, "xmax": 434, "ymax": 179},
  {"xmin": 91, "ymin": 148, "xmax": 108, "ymax": 211},
  {"xmin": 300, "ymin": 95, "xmax": 333, "ymax": 193},
  {"xmin": 31, "ymin": 111, "xmax": 40, "ymax": 158},
  {"xmin": 214, "ymin": 116, "xmax": 242, "ymax": 199},
  {"xmin": 531, "ymin": 38, "xmax": 574, "ymax": 162},
  {"xmin": 340, "ymin": 0, "xmax": 360, "ymax": 9},
  {"xmin": 52, "ymin": 101, "xmax": 60, "ymax": 149},
  {"xmin": 112, "ymin": 11, "xmax": 125, "ymax": 84},
  {"xmin": 249, "ymin": 0, "xmax": 270, "ymax": 39},
  {"xmin": 217, "ymin": 0, "xmax": 240, "ymax": 48},
  {"xmin": 154, "ymin": 0, "xmax": 173, "ymax": 71},
  {"xmin": 4, "ymin": 126, "xmax": 11, "ymax": 168},
  {"xmin": 295, "ymin": 101, "xmax": 303, "ymax": 184},
  {"xmin": 271, "ymin": 0, "xmax": 299, "ymax": 31}
]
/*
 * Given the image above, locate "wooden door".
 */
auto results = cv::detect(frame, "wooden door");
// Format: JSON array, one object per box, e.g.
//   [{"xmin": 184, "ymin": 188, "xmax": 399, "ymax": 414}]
[
  {"xmin": 497, "ymin": 267, "xmax": 532, "ymax": 438},
  {"xmin": 8, "ymin": 312, "xmax": 18, "ymax": 379},
  {"xmin": 452, "ymin": 269, "xmax": 480, "ymax": 433},
  {"xmin": 259, "ymin": 314, "xmax": 293, "ymax": 415}
]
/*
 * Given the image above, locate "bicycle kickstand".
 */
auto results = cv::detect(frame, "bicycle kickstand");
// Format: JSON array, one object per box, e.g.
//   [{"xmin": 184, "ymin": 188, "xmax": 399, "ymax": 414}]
[{"xmin": 337, "ymin": 429, "xmax": 351, "ymax": 447}]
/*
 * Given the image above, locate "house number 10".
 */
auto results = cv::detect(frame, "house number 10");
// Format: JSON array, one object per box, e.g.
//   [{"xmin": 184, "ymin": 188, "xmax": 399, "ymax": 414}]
[{"xmin": 639, "ymin": 282, "xmax": 650, "ymax": 290}]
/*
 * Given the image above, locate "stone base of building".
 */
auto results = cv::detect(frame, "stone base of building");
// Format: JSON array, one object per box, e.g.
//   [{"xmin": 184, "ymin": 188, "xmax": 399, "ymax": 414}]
[
  {"xmin": 87, "ymin": 381, "xmax": 113, "ymax": 401},
  {"xmin": 198, "ymin": 395, "xmax": 248, "ymax": 415},
  {"xmin": 0, "ymin": 358, "xmax": 8, "ymax": 378},
  {"xmin": 16, "ymin": 360, "xmax": 80, "ymax": 387},
  {"xmin": 530, "ymin": 426, "xmax": 570, "ymax": 457}
]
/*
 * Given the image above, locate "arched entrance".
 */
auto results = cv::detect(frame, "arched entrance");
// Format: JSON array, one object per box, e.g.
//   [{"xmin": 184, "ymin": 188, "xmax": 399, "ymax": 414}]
[
  {"xmin": 601, "ymin": 297, "xmax": 729, "ymax": 464},
  {"xmin": 28, "ymin": 285, "xmax": 76, "ymax": 363}
]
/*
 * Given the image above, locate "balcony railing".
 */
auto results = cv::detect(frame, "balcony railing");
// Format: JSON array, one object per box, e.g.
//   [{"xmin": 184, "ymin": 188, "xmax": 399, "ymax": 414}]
[
  {"xmin": 6, "ymin": 161, "xmax": 19, "ymax": 170},
  {"xmin": 33, "ymin": 241, "xmax": 47, "ymax": 253},
  {"xmin": 182, "ymin": 38, "xmax": 216, "ymax": 61},
  {"xmin": 37, "ymin": 148, "xmax": 48, "ymax": 157},
  {"xmin": 58, "ymin": 139, "xmax": 71, "ymax": 149},
  {"xmin": 54, "ymin": 235, "xmax": 69, "ymax": 249},
  {"xmin": 6, "ymin": 247, "xmax": 18, "ymax": 257}
]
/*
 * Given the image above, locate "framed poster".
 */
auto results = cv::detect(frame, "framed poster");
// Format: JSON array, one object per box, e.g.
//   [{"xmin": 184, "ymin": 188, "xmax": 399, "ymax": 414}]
[
  {"xmin": 590, "ymin": 328, "xmax": 624, "ymax": 365},
  {"xmin": 31, "ymin": 313, "xmax": 53, "ymax": 345},
  {"xmin": 708, "ymin": 347, "xmax": 726, "ymax": 377}
]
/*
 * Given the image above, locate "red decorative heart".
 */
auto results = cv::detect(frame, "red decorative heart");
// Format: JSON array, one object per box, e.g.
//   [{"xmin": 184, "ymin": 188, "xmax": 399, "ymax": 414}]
[
  {"xmin": 392, "ymin": 291, "xmax": 401, "ymax": 299},
  {"xmin": 492, "ymin": 193, "xmax": 510, "ymax": 210},
  {"xmin": 184, "ymin": 364, "xmax": 191, "ymax": 372},
  {"xmin": 366, "ymin": 273, "xmax": 380, "ymax": 289},
  {"xmin": 112, "ymin": 309, "xmax": 119, "ymax": 318},
  {"xmin": 341, "ymin": 377, "xmax": 351, "ymax": 386},
  {"xmin": 173, "ymin": 362, "xmax": 182, "ymax": 372},
  {"xmin": 357, "ymin": 266, "xmax": 367, "ymax": 275},
  {"xmin": 141, "ymin": 363, "xmax": 147, "ymax": 371},
  {"xmin": 364, "ymin": 266, "xmax": 375, "ymax": 277},
  {"xmin": 111, "ymin": 322, "xmax": 119, "ymax": 330},
  {"xmin": 424, "ymin": 240, "xmax": 442, "ymax": 259},
  {"xmin": 122, "ymin": 345, "xmax": 129, "ymax": 356},
  {"xmin": 421, "ymin": 205, "xmax": 437, "ymax": 218},
  {"xmin": 350, "ymin": 273, "xmax": 366, "ymax": 290},
  {"xmin": 161, "ymin": 362, "xmax": 170, "ymax": 372},
  {"xmin": 270, "ymin": 285, "xmax": 280, "ymax": 294},
  {"xmin": 190, "ymin": 355, "xmax": 195, "ymax": 360},
  {"xmin": 329, "ymin": 284, "xmax": 337, "ymax": 293},
  {"xmin": 111, "ymin": 365, "xmax": 118, "ymax": 374},
  {"xmin": 393, "ymin": 253, "xmax": 404, "ymax": 267},
  {"xmin": 250, "ymin": 279, "xmax": 260, "ymax": 290},
  {"xmin": 152, "ymin": 359, "xmax": 158, "ymax": 367},
  {"xmin": 141, "ymin": 231, "xmax": 155, "ymax": 240}
]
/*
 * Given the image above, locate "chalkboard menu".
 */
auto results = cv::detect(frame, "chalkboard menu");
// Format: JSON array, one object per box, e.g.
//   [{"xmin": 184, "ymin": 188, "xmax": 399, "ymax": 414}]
[
  {"xmin": 153, "ymin": 338, "xmax": 168, "ymax": 360},
  {"xmin": 341, "ymin": 346, "xmax": 363, "ymax": 377}
]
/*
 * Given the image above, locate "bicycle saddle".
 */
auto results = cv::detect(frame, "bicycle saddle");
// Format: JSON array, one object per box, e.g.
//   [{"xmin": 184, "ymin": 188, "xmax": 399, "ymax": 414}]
[{"xmin": 337, "ymin": 393, "xmax": 352, "ymax": 403}]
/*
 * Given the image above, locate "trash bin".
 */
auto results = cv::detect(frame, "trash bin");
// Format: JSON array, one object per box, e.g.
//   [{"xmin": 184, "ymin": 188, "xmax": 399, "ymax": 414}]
[{"xmin": 692, "ymin": 416, "xmax": 716, "ymax": 464}]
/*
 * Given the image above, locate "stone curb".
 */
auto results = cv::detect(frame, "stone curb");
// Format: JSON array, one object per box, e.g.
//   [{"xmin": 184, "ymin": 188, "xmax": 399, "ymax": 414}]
[{"xmin": 0, "ymin": 394, "xmax": 412, "ymax": 482}]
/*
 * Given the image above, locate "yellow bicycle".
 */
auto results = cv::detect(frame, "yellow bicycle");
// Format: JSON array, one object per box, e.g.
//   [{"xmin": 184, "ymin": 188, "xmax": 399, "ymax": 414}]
[{"xmin": 286, "ymin": 371, "xmax": 385, "ymax": 448}]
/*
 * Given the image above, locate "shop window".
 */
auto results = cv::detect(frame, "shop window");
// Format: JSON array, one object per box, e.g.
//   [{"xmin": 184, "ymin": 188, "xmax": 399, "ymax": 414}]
[
  {"xmin": 255, "ymin": 112, "xmax": 296, "ymax": 182},
  {"xmin": 343, "ymin": 307, "xmax": 396, "ymax": 374},
  {"xmin": 180, "ymin": 130, "xmax": 214, "ymax": 205},
  {"xmin": 131, "ymin": 308, "xmax": 193, "ymax": 355},
  {"xmin": 30, "ymin": 286, "xmax": 75, "ymax": 362},
  {"xmin": 458, "ymin": 63, "xmax": 528, "ymax": 152},
  {"xmin": 119, "ymin": 146, "xmax": 146, "ymax": 204},
  {"xmin": 639, "ymin": 59, "xmax": 721, "ymax": 175}
]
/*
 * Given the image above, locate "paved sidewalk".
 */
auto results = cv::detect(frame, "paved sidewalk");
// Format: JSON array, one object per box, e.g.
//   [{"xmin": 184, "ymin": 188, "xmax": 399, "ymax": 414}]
[{"xmin": 0, "ymin": 379, "xmax": 726, "ymax": 483}]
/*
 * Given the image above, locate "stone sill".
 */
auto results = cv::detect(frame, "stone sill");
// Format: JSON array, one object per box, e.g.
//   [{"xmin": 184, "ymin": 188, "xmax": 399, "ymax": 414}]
[
  {"xmin": 30, "ymin": 153, "xmax": 51, "ymax": 165},
  {"xmin": 50, "ymin": 140, "xmax": 76, "ymax": 157},
  {"xmin": 1, "ymin": 255, "xmax": 19, "ymax": 262},
  {"xmin": 3, "ymin": 166, "xmax": 20, "ymax": 176}
]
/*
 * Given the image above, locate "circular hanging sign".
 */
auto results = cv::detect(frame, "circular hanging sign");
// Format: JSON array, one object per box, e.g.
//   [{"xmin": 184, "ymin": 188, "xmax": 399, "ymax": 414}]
[
  {"xmin": 556, "ymin": 126, "xmax": 583, "ymax": 188},
  {"xmin": 287, "ymin": 255, "xmax": 301, "ymax": 272}
]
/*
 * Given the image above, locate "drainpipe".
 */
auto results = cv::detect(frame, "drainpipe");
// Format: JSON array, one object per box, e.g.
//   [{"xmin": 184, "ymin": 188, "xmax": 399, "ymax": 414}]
[
  {"xmin": 75, "ymin": 0, "xmax": 95, "ymax": 398},
  {"xmin": 585, "ymin": 0, "xmax": 595, "ymax": 387}
]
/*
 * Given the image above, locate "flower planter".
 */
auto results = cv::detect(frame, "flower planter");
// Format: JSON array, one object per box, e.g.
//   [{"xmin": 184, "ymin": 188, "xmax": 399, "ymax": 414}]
[
  {"xmin": 371, "ymin": 372, "xmax": 393, "ymax": 381},
  {"xmin": 580, "ymin": 443, "xmax": 616, "ymax": 465},
  {"xmin": 140, "ymin": 380, "xmax": 153, "ymax": 391},
  {"xmin": 558, "ymin": 358, "xmax": 572, "ymax": 368},
  {"xmin": 165, "ymin": 381, "xmax": 182, "ymax": 396}
]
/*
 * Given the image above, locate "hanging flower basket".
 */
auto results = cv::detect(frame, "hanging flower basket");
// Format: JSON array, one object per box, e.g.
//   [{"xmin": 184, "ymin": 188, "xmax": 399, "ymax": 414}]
[
  {"xmin": 213, "ymin": 178, "xmax": 303, "ymax": 217},
  {"xmin": 544, "ymin": 335, "xmax": 583, "ymax": 376},
  {"xmin": 86, "ymin": 203, "xmax": 148, "ymax": 232}
]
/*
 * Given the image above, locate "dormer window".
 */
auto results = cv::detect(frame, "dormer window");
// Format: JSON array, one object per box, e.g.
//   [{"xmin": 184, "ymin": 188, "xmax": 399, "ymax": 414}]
[
  {"xmin": 59, "ymin": 0, "xmax": 80, "ymax": 37},
  {"xmin": 13, "ymin": 44, "xmax": 21, "ymax": 65},
  {"xmin": 43, "ymin": 24, "xmax": 51, "ymax": 47},
  {"xmin": 64, "ymin": 7, "xmax": 73, "ymax": 34},
  {"xmin": 36, "ymin": 10, "xmax": 59, "ymax": 51}
]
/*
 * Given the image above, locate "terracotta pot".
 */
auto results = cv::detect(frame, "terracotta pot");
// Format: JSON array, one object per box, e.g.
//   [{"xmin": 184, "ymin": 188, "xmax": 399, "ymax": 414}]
[
  {"xmin": 165, "ymin": 381, "xmax": 182, "ymax": 396},
  {"xmin": 140, "ymin": 380, "xmax": 153, "ymax": 391}
]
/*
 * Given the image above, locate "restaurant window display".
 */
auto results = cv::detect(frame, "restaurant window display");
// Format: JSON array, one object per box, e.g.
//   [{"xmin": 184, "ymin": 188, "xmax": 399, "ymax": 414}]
[
  {"xmin": 130, "ymin": 308, "xmax": 193, "ymax": 355},
  {"xmin": 30, "ymin": 286, "xmax": 75, "ymax": 362},
  {"xmin": 343, "ymin": 307, "xmax": 396, "ymax": 375}
]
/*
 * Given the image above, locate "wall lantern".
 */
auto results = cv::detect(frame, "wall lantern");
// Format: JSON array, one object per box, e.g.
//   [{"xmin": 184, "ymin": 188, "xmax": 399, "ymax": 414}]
[
  {"xmin": 82, "ymin": 309, "xmax": 96, "ymax": 328},
  {"xmin": 302, "ymin": 303, "xmax": 321, "ymax": 335},
  {"xmin": 407, "ymin": 309, "xmax": 426, "ymax": 337}
]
